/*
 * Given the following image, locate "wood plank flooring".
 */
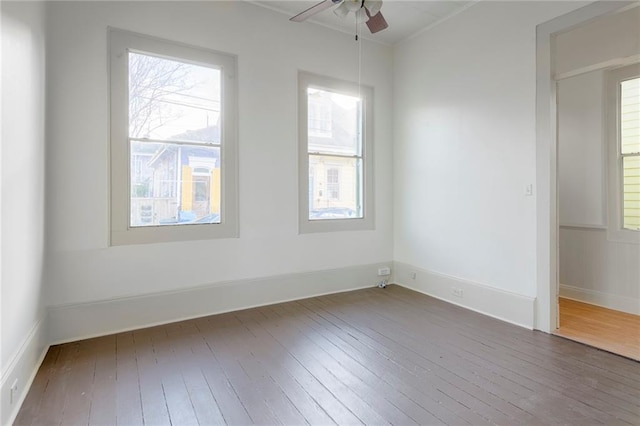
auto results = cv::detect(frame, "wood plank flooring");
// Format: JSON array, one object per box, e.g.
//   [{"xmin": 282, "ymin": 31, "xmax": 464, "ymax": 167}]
[
  {"xmin": 555, "ymin": 297, "xmax": 640, "ymax": 361},
  {"xmin": 15, "ymin": 285, "xmax": 640, "ymax": 425}
]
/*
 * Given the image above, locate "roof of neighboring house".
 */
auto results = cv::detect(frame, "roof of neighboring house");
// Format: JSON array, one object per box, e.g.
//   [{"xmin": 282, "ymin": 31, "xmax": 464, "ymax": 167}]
[
  {"xmin": 171, "ymin": 124, "xmax": 220, "ymax": 144},
  {"xmin": 147, "ymin": 125, "xmax": 221, "ymax": 168}
]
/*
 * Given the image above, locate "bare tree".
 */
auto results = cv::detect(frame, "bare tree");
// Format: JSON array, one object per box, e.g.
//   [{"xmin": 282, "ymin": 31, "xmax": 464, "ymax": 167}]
[{"xmin": 128, "ymin": 53, "xmax": 194, "ymax": 139}]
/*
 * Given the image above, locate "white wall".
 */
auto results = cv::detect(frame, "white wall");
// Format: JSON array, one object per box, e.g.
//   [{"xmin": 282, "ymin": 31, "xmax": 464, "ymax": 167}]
[
  {"xmin": 1, "ymin": 1, "xmax": 48, "ymax": 423},
  {"xmin": 556, "ymin": 5, "xmax": 640, "ymax": 314},
  {"xmin": 557, "ymin": 70, "xmax": 606, "ymax": 227},
  {"xmin": 559, "ymin": 227, "xmax": 640, "ymax": 314},
  {"xmin": 393, "ymin": 1, "xmax": 586, "ymax": 325},
  {"xmin": 2, "ymin": 0, "xmax": 634, "ymax": 420},
  {"xmin": 555, "ymin": 5, "xmax": 640, "ymax": 77},
  {"xmin": 44, "ymin": 1, "xmax": 393, "ymax": 319}
]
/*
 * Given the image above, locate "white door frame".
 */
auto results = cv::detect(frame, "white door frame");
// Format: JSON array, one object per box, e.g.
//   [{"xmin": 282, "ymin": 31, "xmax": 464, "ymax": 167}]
[{"xmin": 535, "ymin": 1, "xmax": 636, "ymax": 333}]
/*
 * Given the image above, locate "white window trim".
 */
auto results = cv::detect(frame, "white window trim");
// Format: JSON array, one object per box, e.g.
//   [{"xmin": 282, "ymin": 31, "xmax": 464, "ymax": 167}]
[
  {"xmin": 109, "ymin": 29, "xmax": 238, "ymax": 245},
  {"xmin": 606, "ymin": 63, "xmax": 639, "ymax": 244},
  {"xmin": 298, "ymin": 71, "xmax": 374, "ymax": 234}
]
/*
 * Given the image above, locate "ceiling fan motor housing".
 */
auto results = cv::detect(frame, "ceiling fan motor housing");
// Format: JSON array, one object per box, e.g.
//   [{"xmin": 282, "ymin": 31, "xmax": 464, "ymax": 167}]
[{"xmin": 335, "ymin": 0, "xmax": 382, "ymax": 22}]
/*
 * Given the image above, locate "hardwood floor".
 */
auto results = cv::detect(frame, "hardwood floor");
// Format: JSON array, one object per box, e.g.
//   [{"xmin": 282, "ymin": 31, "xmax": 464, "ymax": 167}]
[
  {"xmin": 15, "ymin": 285, "xmax": 640, "ymax": 425},
  {"xmin": 555, "ymin": 297, "xmax": 640, "ymax": 361}
]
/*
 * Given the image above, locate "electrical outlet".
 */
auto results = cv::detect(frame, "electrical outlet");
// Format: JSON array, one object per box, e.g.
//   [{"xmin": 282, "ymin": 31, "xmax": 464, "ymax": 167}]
[
  {"xmin": 410, "ymin": 272, "xmax": 417, "ymax": 280},
  {"xmin": 377, "ymin": 267, "xmax": 391, "ymax": 276},
  {"xmin": 10, "ymin": 379, "xmax": 18, "ymax": 404},
  {"xmin": 452, "ymin": 287, "xmax": 463, "ymax": 298}
]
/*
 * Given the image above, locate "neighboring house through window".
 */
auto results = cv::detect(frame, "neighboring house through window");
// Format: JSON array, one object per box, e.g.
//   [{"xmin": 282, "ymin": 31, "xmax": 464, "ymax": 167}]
[
  {"xmin": 298, "ymin": 71, "xmax": 374, "ymax": 232},
  {"xmin": 308, "ymin": 93, "xmax": 333, "ymax": 137},
  {"xmin": 110, "ymin": 29, "xmax": 238, "ymax": 245},
  {"xmin": 607, "ymin": 63, "xmax": 640, "ymax": 243},
  {"xmin": 327, "ymin": 168, "xmax": 340, "ymax": 200}
]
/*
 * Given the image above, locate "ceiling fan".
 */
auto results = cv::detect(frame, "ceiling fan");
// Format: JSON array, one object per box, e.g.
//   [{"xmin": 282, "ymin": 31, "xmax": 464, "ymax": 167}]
[{"xmin": 290, "ymin": 0, "xmax": 389, "ymax": 34}]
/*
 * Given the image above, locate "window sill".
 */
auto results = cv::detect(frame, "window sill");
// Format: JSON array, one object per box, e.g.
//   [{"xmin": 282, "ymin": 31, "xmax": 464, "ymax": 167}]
[
  {"xmin": 111, "ymin": 223, "xmax": 238, "ymax": 246},
  {"xmin": 298, "ymin": 217, "xmax": 374, "ymax": 234},
  {"xmin": 606, "ymin": 228, "xmax": 640, "ymax": 245}
]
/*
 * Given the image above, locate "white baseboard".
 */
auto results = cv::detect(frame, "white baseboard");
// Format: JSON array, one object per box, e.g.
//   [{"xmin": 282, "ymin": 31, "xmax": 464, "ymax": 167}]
[
  {"xmin": 560, "ymin": 284, "xmax": 640, "ymax": 315},
  {"xmin": 1, "ymin": 318, "xmax": 49, "ymax": 426},
  {"xmin": 393, "ymin": 262, "xmax": 536, "ymax": 329},
  {"xmin": 47, "ymin": 262, "xmax": 391, "ymax": 345}
]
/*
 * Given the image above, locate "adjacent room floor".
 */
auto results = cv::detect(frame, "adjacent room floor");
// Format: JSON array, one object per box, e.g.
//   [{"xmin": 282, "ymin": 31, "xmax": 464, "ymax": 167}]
[
  {"xmin": 15, "ymin": 286, "xmax": 640, "ymax": 425},
  {"xmin": 555, "ymin": 297, "xmax": 640, "ymax": 361}
]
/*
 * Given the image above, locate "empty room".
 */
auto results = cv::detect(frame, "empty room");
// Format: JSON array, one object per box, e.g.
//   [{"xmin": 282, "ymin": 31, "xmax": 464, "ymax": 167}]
[{"xmin": 2, "ymin": 0, "xmax": 639, "ymax": 425}]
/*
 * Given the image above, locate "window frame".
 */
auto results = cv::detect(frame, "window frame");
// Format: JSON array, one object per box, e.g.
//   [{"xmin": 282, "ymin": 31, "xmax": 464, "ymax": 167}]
[
  {"xmin": 298, "ymin": 71, "xmax": 374, "ymax": 234},
  {"xmin": 606, "ymin": 63, "xmax": 640, "ymax": 244},
  {"xmin": 109, "ymin": 29, "xmax": 238, "ymax": 246}
]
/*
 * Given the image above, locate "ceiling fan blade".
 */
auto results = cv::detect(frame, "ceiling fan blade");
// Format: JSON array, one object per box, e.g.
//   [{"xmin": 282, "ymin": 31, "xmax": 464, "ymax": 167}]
[
  {"xmin": 365, "ymin": 9, "xmax": 388, "ymax": 34},
  {"xmin": 290, "ymin": 0, "xmax": 337, "ymax": 23}
]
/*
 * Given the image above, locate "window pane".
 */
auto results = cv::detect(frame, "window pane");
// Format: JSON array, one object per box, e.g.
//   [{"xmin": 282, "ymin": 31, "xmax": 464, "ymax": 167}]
[
  {"xmin": 621, "ymin": 77, "xmax": 640, "ymax": 154},
  {"xmin": 129, "ymin": 52, "xmax": 221, "ymax": 144},
  {"xmin": 308, "ymin": 155, "xmax": 362, "ymax": 220},
  {"xmin": 308, "ymin": 88, "xmax": 361, "ymax": 155},
  {"xmin": 130, "ymin": 141, "xmax": 221, "ymax": 227},
  {"xmin": 623, "ymin": 155, "xmax": 640, "ymax": 230}
]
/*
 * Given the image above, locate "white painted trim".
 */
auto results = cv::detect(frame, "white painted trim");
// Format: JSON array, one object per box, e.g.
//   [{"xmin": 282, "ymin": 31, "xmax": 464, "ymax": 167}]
[
  {"xmin": 393, "ymin": 262, "xmax": 536, "ymax": 329},
  {"xmin": 535, "ymin": 0, "xmax": 636, "ymax": 334},
  {"xmin": 554, "ymin": 54, "xmax": 640, "ymax": 81},
  {"xmin": 398, "ymin": 1, "xmax": 481, "ymax": 45},
  {"xmin": 536, "ymin": 11, "xmax": 558, "ymax": 334},
  {"xmin": 559, "ymin": 223, "xmax": 607, "ymax": 231},
  {"xmin": 0, "ymin": 12, "xmax": 3, "ymax": 418},
  {"xmin": 560, "ymin": 284, "xmax": 640, "ymax": 316},
  {"xmin": 297, "ymin": 71, "xmax": 375, "ymax": 234},
  {"xmin": 47, "ymin": 262, "xmax": 391, "ymax": 345},
  {"xmin": 109, "ymin": 28, "xmax": 239, "ymax": 246},
  {"xmin": 1, "ymin": 318, "xmax": 48, "ymax": 426}
]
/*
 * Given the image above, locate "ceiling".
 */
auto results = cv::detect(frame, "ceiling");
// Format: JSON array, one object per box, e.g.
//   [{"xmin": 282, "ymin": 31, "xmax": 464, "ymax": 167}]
[{"xmin": 250, "ymin": 1, "xmax": 479, "ymax": 45}]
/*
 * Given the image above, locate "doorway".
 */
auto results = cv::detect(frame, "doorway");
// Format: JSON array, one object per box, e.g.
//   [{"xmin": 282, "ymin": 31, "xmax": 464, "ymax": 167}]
[
  {"xmin": 556, "ymin": 62, "xmax": 639, "ymax": 360},
  {"xmin": 192, "ymin": 175, "xmax": 211, "ymax": 218},
  {"xmin": 536, "ymin": 1, "xmax": 639, "ymax": 337}
]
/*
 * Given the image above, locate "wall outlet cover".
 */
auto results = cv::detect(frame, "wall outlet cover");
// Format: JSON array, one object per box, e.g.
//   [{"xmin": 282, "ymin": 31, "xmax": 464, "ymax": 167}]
[{"xmin": 378, "ymin": 267, "xmax": 391, "ymax": 276}]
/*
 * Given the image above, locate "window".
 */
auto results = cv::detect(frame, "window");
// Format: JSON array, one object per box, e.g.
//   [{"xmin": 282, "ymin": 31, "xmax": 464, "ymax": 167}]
[
  {"xmin": 298, "ymin": 72, "xmax": 374, "ymax": 233},
  {"xmin": 326, "ymin": 168, "xmax": 340, "ymax": 200},
  {"xmin": 308, "ymin": 95, "xmax": 332, "ymax": 137},
  {"xmin": 110, "ymin": 29, "xmax": 237, "ymax": 245},
  {"xmin": 607, "ymin": 63, "xmax": 640, "ymax": 243}
]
